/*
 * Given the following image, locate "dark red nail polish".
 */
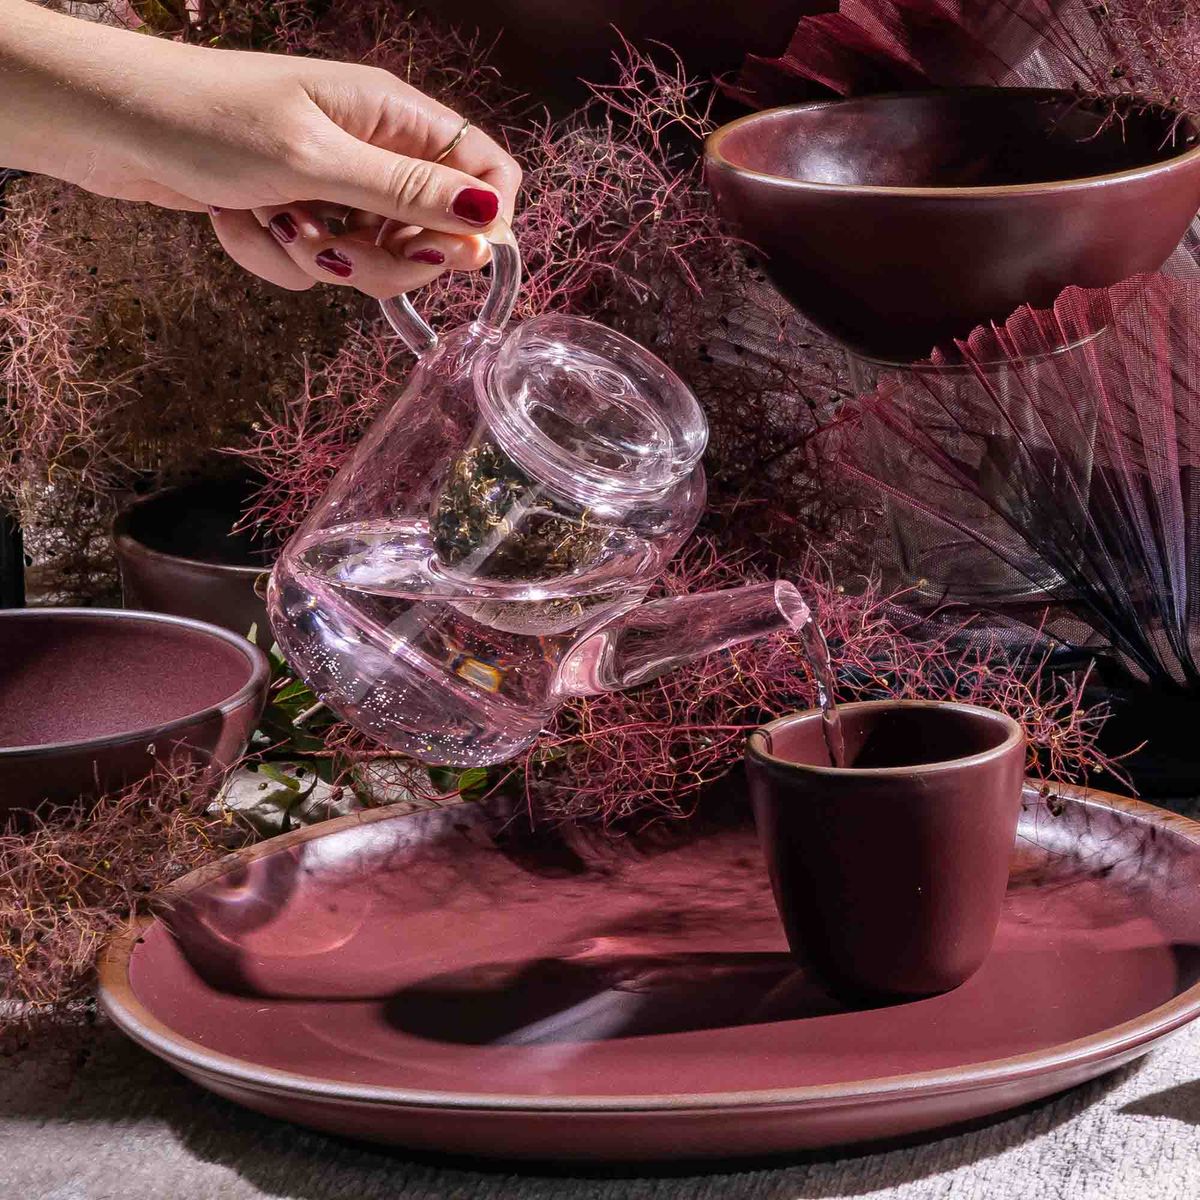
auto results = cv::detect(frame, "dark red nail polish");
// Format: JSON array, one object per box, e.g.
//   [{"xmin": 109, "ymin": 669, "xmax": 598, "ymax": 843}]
[
  {"xmin": 269, "ymin": 213, "xmax": 298, "ymax": 244},
  {"xmin": 315, "ymin": 249, "xmax": 353, "ymax": 278},
  {"xmin": 407, "ymin": 248, "xmax": 445, "ymax": 265},
  {"xmin": 451, "ymin": 187, "xmax": 499, "ymax": 226}
]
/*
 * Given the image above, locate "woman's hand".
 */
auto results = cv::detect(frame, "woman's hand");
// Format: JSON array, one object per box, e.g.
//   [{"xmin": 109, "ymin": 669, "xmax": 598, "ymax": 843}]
[{"xmin": 0, "ymin": 0, "xmax": 520, "ymax": 296}]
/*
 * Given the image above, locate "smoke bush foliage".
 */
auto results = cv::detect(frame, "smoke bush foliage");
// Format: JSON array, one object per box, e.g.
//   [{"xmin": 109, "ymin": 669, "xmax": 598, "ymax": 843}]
[
  {"xmin": 0, "ymin": 1, "xmax": 1145, "ymax": 1029},
  {"xmin": 0, "ymin": 763, "xmax": 255, "ymax": 1054}
]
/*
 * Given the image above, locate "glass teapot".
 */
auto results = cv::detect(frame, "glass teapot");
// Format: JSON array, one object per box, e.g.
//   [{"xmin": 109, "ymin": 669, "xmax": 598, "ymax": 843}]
[{"xmin": 268, "ymin": 225, "xmax": 809, "ymax": 766}]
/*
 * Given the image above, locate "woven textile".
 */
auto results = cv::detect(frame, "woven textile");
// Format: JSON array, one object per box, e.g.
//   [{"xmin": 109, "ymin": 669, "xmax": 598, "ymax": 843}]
[{"xmin": 2, "ymin": 1014, "xmax": 1198, "ymax": 1200}]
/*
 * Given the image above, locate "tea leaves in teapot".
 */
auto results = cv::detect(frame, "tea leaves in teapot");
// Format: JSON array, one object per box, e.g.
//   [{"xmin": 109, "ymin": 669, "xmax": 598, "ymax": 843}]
[{"xmin": 431, "ymin": 440, "xmax": 610, "ymax": 581}]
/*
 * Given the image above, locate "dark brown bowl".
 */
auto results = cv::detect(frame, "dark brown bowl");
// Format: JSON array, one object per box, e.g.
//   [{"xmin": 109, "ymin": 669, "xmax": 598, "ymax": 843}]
[
  {"xmin": 113, "ymin": 479, "xmax": 276, "ymax": 639},
  {"xmin": 705, "ymin": 88, "xmax": 1200, "ymax": 361},
  {"xmin": 0, "ymin": 608, "xmax": 269, "ymax": 817}
]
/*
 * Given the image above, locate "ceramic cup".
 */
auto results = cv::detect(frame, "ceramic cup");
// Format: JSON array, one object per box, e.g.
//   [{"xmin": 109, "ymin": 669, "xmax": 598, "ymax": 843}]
[{"xmin": 746, "ymin": 700, "xmax": 1025, "ymax": 1000}]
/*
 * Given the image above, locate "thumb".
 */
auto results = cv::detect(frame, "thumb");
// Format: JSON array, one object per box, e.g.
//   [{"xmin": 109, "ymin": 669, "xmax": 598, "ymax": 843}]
[{"xmin": 298, "ymin": 128, "xmax": 502, "ymax": 235}]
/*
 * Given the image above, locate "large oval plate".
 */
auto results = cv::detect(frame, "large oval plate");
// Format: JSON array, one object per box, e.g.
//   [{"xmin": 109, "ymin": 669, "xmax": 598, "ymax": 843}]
[{"xmin": 99, "ymin": 784, "xmax": 1200, "ymax": 1160}]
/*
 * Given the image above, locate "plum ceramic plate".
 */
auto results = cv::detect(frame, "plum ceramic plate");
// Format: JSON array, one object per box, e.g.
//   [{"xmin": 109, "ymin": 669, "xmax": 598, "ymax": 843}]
[{"xmin": 99, "ymin": 785, "xmax": 1200, "ymax": 1161}]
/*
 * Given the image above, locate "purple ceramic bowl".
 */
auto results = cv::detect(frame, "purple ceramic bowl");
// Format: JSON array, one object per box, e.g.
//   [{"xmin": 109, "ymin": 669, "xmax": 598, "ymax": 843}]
[
  {"xmin": 113, "ymin": 478, "xmax": 275, "ymax": 639},
  {"xmin": 706, "ymin": 88, "xmax": 1200, "ymax": 361},
  {"xmin": 0, "ymin": 608, "xmax": 269, "ymax": 818}
]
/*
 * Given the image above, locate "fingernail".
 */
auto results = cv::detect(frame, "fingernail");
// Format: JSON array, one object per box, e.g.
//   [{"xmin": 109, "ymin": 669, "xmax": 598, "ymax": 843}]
[
  {"xmin": 315, "ymin": 249, "xmax": 353, "ymax": 278},
  {"xmin": 451, "ymin": 187, "xmax": 499, "ymax": 226},
  {"xmin": 269, "ymin": 213, "xmax": 298, "ymax": 244},
  {"xmin": 207, "ymin": 205, "xmax": 222, "ymax": 215},
  {"xmin": 407, "ymin": 248, "xmax": 445, "ymax": 265}
]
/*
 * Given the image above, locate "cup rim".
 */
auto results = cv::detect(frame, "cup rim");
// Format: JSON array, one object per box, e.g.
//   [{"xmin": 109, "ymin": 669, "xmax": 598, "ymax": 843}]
[
  {"xmin": 704, "ymin": 86, "xmax": 1200, "ymax": 200},
  {"xmin": 0, "ymin": 607, "xmax": 270, "ymax": 760},
  {"xmin": 746, "ymin": 699, "xmax": 1024, "ymax": 777}
]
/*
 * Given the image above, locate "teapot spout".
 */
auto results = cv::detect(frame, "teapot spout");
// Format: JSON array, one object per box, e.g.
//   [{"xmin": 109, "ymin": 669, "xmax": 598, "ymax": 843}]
[{"xmin": 555, "ymin": 581, "xmax": 811, "ymax": 698}]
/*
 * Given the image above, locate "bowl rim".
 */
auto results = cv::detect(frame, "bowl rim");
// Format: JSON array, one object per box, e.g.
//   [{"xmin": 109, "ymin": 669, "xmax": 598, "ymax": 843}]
[
  {"xmin": 705, "ymin": 86, "xmax": 1200, "ymax": 198},
  {"xmin": 112, "ymin": 480, "xmax": 275, "ymax": 580},
  {"xmin": 746, "ymin": 698, "xmax": 1024, "ymax": 776},
  {"xmin": 94, "ymin": 785, "xmax": 1200, "ymax": 1114},
  {"xmin": 0, "ymin": 607, "xmax": 270, "ymax": 759}
]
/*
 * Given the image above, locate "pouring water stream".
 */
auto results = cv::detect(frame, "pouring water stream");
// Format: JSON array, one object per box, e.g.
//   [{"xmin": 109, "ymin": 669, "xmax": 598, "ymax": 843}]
[{"xmin": 794, "ymin": 614, "xmax": 846, "ymax": 768}]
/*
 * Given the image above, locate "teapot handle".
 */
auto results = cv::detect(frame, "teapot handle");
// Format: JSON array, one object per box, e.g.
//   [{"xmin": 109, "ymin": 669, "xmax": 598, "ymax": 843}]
[{"xmin": 377, "ymin": 220, "xmax": 521, "ymax": 357}]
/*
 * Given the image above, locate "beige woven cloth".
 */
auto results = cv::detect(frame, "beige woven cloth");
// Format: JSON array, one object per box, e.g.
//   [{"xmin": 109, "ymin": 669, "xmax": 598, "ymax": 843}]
[{"xmin": 2, "ymin": 1015, "xmax": 1198, "ymax": 1200}]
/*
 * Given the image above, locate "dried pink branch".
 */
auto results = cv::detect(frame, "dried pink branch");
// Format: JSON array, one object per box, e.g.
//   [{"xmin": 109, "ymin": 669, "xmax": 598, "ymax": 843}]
[
  {"xmin": 522, "ymin": 538, "xmax": 1118, "ymax": 828},
  {"xmin": 0, "ymin": 761, "xmax": 255, "ymax": 1053},
  {"xmin": 0, "ymin": 173, "xmax": 356, "ymax": 600}
]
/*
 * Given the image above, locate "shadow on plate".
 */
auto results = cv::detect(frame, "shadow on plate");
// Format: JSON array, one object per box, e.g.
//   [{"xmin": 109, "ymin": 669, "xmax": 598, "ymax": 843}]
[{"xmin": 382, "ymin": 951, "xmax": 890, "ymax": 1045}]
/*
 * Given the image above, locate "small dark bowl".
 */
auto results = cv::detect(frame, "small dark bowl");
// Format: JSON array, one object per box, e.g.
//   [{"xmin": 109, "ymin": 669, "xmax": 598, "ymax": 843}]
[
  {"xmin": 114, "ymin": 478, "xmax": 277, "ymax": 639},
  {"xmin": 0, "ymin": 608, "xmax": 269, "ymax": 818},
  {"xmin": 706, "ymin": 88, "xmax": 1200, "ymax": 361}
]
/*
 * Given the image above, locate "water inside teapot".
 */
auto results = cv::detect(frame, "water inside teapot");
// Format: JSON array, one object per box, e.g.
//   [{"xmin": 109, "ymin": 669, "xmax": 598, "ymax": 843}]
[
  {"xmin": 278, "ymin": 516, "xmax": 845, "ymax": 770},
  {"xmin": 273, "ymin": 517, "xmax": 655, "ymax": 766}
]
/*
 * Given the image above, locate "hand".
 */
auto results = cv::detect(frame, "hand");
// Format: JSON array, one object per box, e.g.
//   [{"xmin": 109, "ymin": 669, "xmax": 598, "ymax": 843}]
[{"xmin": 0, "ymin": 0, "xmax": 521, "ymax": 297}]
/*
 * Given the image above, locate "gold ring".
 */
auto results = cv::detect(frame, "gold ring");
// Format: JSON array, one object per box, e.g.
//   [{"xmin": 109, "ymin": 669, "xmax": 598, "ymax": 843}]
[{"xmin": 434, "ymin": 118, "xmax": 470, "ymax": 164}]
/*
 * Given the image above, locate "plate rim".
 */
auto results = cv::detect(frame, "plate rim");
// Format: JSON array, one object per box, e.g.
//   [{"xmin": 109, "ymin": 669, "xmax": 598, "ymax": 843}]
[{"xmin": 97, "ymin": 784, "xmax": 1200, "ymax": 1114}]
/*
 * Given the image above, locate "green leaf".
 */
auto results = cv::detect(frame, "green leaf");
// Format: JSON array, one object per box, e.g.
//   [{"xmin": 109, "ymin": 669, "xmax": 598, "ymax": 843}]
[
  {"xmin": 312, "ymin": 757, "xmax": 339, "ymax": 785},
  {"xmin": 456, "ymin": 767, "xmax": 490, "ymax": 801},
  {"xmin": 258, "ymin": 763, "xmax": 303, "ymax": 792},
  {"xmin": 275, "ymin": 678, "xmax": 318, "ymax": 706}
]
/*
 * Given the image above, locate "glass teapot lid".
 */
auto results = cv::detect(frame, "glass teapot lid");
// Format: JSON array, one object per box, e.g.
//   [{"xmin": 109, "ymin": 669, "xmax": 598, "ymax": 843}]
[
  {"xmin": 479, "ymin": 314, "xmax": 706, "ymax": 506},
  {"xmin": 380, "ymin": 223, "xmax": 707, "ymax": 506}
]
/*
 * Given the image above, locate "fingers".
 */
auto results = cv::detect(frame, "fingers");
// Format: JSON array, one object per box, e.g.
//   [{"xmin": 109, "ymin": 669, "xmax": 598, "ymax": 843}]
[
  {"xmin": 208, "ymin": 208, "xmax": 315, "ymax": 291},
  {"xmin": 437, "ymin": 125, "xmax": 522, "ymax": 225},
  {"xmin": 300, "ymin": 72, "xmax": 520, "ymax": 229},
  {"xmin": 390, "ymin": 228, "xmax": 492, "ymax": 273},
  {"xmin": 250, "ymin": 202, "xmax": 489, "ymax": 299},
  {"xmin": 297, "ymin": 126, "xmax": 506, "ymax": 239}
]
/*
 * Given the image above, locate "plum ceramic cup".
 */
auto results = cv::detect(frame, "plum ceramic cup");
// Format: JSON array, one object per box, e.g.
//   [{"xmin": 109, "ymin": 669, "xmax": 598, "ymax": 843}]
[{"xmin": 746, "ymin": 700, "xmax": 1025, "ymax": 1001}]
